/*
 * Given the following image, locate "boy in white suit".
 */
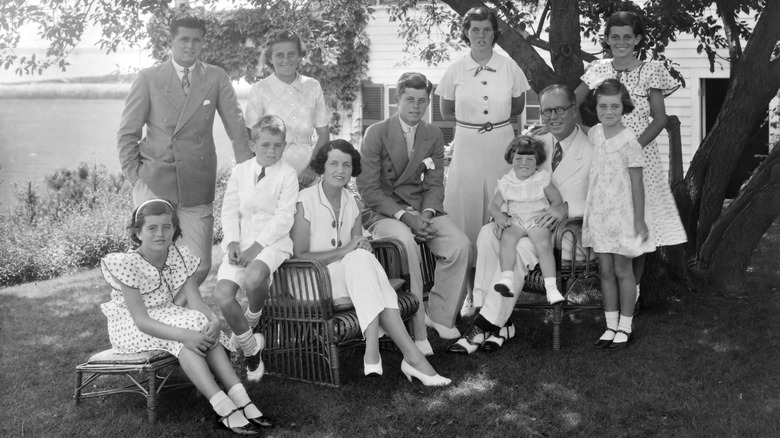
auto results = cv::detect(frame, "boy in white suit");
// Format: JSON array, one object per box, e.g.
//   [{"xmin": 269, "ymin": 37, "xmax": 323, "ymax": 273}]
[{"xmin": 215, "ymin": 115, "xmax": 299, "ymax": 381}]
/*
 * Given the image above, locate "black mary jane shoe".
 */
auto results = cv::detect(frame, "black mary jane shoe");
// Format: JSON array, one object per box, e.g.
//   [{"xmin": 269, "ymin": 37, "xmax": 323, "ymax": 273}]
[
  {"xmin": 239, "ymin": 403, "xmax": 275, "ymax": 428},
  {"xmin": 215, "ymin": 409, "xmax": 262, "ymax": 435},
  {"xmin": 593, "ymin": 328, "xmax": 616, "ymax": 349},
  {"xmin": 608, "ymin": 330, "xmax": 635, "ymax": 351}
]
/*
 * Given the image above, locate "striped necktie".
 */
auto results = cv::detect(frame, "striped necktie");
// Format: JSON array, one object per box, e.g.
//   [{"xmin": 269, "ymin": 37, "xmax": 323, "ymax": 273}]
[
  {"xmin": 181, "ymin": 68, "xmax": 190, "ymax": 95},
  {"xmin": 551, "ymin": 142, "xmax": 563, "ymax": 172}
]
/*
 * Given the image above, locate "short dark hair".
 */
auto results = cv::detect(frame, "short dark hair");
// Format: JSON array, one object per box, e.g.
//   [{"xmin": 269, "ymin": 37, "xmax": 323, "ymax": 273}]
[
  {"xmin": 169, "ymin": 12, "xmax": 207, "ymax": 38},
  {"xmin": 504, "ymin": 135, "xmax": 547, "ymax": 165},
  {"xmin": 461, "ymin": 6, "xmax": 500, "ymax": 46},
  {"xmin": 251, "ymin": 115, "xmax": 287, "ymax": 140},
  {"xmin": 603, "ymin": 11, "xmax": 646, "ymax": 51},
  {"xmin": 128, "ymin": 199, "xmax": 181, "ymax": 247},
  {"xmin": 309, "ymin": 139, "xmax": 362, "ymax": 177},
  {"xmin": 539, "ymin": 84, "xmax": 577, "ymax": 105},
  {"xmin": 262, "ymin": 29, "xmax": 306, "ymax": 71},
  {"xmin": 396, "ymin": 72, "xmax": 433, "ymax": 97},
  {"xmin": 593, "ymin": 78, "xmax": 635, "ymax": 115}
]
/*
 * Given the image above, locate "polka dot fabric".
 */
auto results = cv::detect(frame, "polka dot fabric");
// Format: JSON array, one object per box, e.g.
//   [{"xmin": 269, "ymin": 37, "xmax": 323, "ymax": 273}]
[
  {"xmin": 582, "ymin": 60, "xmax": 687, "ymax": 246},
  {"xmin": 99, "ymin": 245, "xmax": 233, "ymax": 357}
]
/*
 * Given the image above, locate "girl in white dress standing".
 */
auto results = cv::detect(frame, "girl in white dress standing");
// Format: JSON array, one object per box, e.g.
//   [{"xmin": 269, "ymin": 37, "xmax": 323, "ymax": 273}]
[
  {"xmin": 100, "ymin": 199, "xmax": 272, "ymax": 434},
  {"xmin": 583, "ymin": 79, "xmax": 655, "ymax": 350},
  {"xmin": 245, "ymin": 29, "xmax": 331, "ymax": 186},
  {"xmin": 291, "ymin": 140, "xmax": 450, "ymax": 386}
]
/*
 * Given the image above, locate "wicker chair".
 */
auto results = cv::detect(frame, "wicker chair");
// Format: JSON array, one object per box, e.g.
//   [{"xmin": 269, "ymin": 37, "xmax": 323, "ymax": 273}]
[
  {"xmin": 418, "ymin": 218, "xmax": 601, "ymax": 350},
  {"xmin": 74, "ymin": 349, "xmax": 192, "ymax": 423},
  {"xmin": 258, "ymin": 238, "xmax": 417, "ymax": 387},
  {"xmin": 514, "ymin": 217, "xmax": 601, "ymax": 350}
]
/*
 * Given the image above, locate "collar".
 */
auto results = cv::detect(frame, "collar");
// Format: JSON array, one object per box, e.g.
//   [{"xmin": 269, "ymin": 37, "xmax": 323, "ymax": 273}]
[
  {"xmin": 554, "ymin": 125, "xmax": 581, "ymax": 153},
  {"xmin": 251, "ymin": 159, "xmax": 280, "ymax": 176},
  {"xmin": 398, "ymin": 117, "xmax": 419, "ymax": 135},
  {"xmin": 171, "ymin": 59, "xmax": 196, "ymax": 80},
  {"xmin": 464, "ymin": 53, "xmax": 497, "ymax": 72},
  {"xmin": 269, "ymin": 73, "xmax": 303, "ymax": 93}
]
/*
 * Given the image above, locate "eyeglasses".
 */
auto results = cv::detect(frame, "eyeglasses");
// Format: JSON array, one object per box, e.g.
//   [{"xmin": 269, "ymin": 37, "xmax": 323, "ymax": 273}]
[{"xmin": 540, "ymin": 104, "xmax": 575, "ymax": 118}]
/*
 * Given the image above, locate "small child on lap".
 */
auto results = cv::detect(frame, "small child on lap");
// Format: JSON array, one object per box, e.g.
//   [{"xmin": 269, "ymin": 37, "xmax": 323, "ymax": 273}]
[
  {"xmin": 214, "ymin": 115, "xmax": 299, "ymax": 381},
  {"xmin": 488, "ymin": 135, "xmax": 566, "ymax": 305}
]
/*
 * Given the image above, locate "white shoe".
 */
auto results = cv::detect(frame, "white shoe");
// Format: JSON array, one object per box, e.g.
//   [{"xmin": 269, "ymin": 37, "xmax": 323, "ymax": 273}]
[
  {"xmin": 415, "ymin": 339, "xmax": 434, "ymax": 356},
  {"xmin": 245, "ymin": 333, "xmax": 265, "ymax": 382},
  {"xmin": 425, "ymin": 313, "xmax": 461, "ymax": 340},
  {"xmin": 364, "ymin": 357, "xmax": 383, "ymax": 376},
  {"xmin": 546, "ymin": 288, "xmax": 566, "ymax": 305},
  {"xmin": 400, "ymin": 360, "xmax": 451, "ymax": 387}
]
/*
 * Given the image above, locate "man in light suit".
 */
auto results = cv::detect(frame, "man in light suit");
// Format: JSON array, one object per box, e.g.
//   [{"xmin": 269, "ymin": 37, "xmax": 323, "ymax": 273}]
[
  {"xmin": 449, "ymin": 84, "xmax": 594, "ymax": 354},
  {"xmin": 357, "ymin": 72, "xmax": 472, "ymax": 356},
  {"xmin": 118, "ymin": 12, "xmax": 252, "ymax": 288}
]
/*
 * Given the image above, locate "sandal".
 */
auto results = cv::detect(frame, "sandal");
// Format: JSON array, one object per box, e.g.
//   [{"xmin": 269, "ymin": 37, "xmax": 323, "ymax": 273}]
[
  {"xmin": 215, "ymin": 407, "xmax": 261, "ymax": 435},
  {"xmin": 239, "ymin": 403, "xmax": 275, "ymax": 428}
]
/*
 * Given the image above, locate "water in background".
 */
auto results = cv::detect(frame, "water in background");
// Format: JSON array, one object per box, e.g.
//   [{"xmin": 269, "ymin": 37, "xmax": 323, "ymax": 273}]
[{"xmin": 0, "ymin": 99, "xmax": 244, "ymax": 206}]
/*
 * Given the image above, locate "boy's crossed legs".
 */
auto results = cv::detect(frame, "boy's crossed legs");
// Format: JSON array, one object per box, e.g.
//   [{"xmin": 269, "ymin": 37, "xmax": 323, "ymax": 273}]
[{"xmin": 494, "ymin": 219, "xmax": 565, "ymax": 304}]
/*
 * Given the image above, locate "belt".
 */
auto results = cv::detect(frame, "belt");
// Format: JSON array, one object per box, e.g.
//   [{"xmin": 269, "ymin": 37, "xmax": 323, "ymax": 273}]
[{"xmin": 456, "ymin": 119, "xmax": 511, "ymax": 134}]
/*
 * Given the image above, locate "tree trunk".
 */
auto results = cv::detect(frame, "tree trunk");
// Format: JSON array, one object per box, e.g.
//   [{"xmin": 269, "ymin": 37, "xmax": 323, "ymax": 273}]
[
  {"xmin": 683, "ymin": 0, "xmax": 780, "ymax": 253},
  {"xmin": 548, "ymin": 0, "xmax": 585, "ymax": 88},
  {"xmin": 695, "ymin": 145, "xmax": 780, "ymax": 292}
]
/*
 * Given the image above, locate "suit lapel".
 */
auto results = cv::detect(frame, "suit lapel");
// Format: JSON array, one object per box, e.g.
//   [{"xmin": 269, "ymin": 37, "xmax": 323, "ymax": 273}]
[
  {"xmin": 384, "ymin": 116, "xmax": 410, "ymax": 182},
  {"xmin": 553, "ymin": 127, "xmax": 586, "ymax": 186},
  {"xmin": 160, "ymin": 60, "xmax": 186, "ymax": 115},
  {"xmin": 175, "ymin": 62, "xmax": 213, "ymax": 134}
]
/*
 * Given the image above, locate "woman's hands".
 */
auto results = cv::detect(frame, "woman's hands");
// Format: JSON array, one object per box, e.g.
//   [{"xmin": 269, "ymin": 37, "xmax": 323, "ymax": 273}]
[
  {"xmin": 635, "ymin": 218, "xmax": 649, "ymax": 242},
  {"xmin": 181, "ymin": 329, "xmax": 214, "ymax": 357},
  {"xmin": 201, "ymin": 320, "xmax": 222, "ymax": 345},
  {"xmin": 346, "ymin": 235, "xmax": 373, "ymax": 253},
  {"xmin": 230, "ymin": 242, "xmax": 264, "ymax": 267}
]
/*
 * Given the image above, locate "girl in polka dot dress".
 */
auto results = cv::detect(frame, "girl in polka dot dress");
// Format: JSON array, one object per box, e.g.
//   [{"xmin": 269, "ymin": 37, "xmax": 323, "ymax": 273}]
[
  {"xmin": 100, "ymin": 199, "xmax": 273, "ymax": 435},
  {"xmin": 575, "ymin": 11, "xmax": 687, "ymax": 301}
]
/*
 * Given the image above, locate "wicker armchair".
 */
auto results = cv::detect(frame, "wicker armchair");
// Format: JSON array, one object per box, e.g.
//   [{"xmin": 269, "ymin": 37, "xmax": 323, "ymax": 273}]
[
  {"xmin": 513, "ymin": 217, "xmax": 601, "ymax": 349},
  {"xmin": 258, "ymin": 238, "xmax": 418, "ymax": 387}
]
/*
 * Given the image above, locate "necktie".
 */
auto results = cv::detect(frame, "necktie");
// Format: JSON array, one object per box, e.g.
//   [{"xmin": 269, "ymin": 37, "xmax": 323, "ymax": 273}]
[
  {"xmin": 181, "ymin": 68, "xmax": 190, "ymax": 95},
  {"xmin": 474, "ymin": 65, "xmax": 496, "ymax": 76},
  {"xmin": 551, "ymin": 142, "xmax": 563, "ymax": 172},
  {"xmin": 404, "ymin": 127, "xmax": 415, "ymax": 157},
  {"xmin": 256, "ymin": 167, "xmax": 265, "ymax": 184}
]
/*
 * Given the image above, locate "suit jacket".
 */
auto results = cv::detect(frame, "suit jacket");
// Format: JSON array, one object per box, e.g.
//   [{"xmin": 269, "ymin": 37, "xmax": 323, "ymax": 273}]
[
  {"xmin": 117, "ymin": 60, "xmax": 252, "ymax": 207},
  {"xmin": 357, "ymin": 114, "xmax": 446, "ymax": 228},
  {"xmin": 538, "ymin": 126, "xmax": 593, "ymax": 217}
]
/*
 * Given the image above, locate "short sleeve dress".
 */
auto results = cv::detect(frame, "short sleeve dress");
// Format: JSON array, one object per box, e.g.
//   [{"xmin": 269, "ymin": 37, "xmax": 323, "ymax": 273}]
[
  {"xmin": 297, "ymin": 183, "xmax": 398, "ymax": 333},
  {"xmin": 497, "ymin": 169, "xmax": 551, "ymax": 226},
  {"xmin": 100, "ymin": 245, "xmax": 232, "ymax": 357},
  {"xmin": 435, "ymin": 52, "xmax": 530, "ymax": 246},
  {"xmin": 244, "ymin": 74, "xmax": 330, "ymax": 175},
  {"xmin": 581, "ymin": 60, "xmax": 686, "ymax": 247},
  {"xmin": 582, "ymin": 125, "xmax": 656, "ymax": 257}
]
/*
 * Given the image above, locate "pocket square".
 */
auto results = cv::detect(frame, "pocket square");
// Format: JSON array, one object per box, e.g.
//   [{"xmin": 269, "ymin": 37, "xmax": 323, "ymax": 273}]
[{"xmin": 203, "ymin": 99, "xmax": 211, "ymax": 106}]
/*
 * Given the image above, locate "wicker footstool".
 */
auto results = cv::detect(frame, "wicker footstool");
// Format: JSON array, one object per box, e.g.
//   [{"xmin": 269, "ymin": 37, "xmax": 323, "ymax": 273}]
[{"xmin": 74, "ymin": 349, "xmax": 192, "ymax": 423}]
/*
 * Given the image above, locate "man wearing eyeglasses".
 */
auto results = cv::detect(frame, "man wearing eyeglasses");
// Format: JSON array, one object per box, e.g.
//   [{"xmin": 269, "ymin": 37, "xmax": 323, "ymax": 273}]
[{"xmin": 449, "ymin": 84, "xmax": 594, "ymax": 354}]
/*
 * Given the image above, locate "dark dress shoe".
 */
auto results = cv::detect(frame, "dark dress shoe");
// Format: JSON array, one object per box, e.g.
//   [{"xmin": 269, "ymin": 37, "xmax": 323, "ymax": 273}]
[
  {"xmin": 609, "ymin": 330, "xmax": 634, "ymax": 350},
  {"xmin": 214, "ymin": 417, "xmax": 261, "ymax": 435},
  {"xmin": 238, "ymin": 403, "xmax": 274, "ymax": 428},
  {"xmin": 594, "ymin": 328, "xmax": 616, "ymax": 349}
]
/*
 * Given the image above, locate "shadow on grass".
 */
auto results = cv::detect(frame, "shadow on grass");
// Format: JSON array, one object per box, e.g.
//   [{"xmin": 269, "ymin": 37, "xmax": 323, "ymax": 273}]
[{"xmin": 1, "ymin": 221, "xmax": 779, "ymax": 437}]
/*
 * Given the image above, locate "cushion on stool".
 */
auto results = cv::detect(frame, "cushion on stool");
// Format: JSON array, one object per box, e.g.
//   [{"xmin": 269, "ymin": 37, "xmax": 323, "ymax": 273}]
[{"xmin": 86, "ymin": 349, "xmax": 172, "ymax": 365}]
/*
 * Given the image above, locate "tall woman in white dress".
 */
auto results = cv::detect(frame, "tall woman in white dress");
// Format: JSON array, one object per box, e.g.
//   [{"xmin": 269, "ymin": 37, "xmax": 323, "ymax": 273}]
[
  {"xmin": 245, "ymin": 29, "xmax": 330, "ymax": 186},
  {"xmin": 435, "ymin": 6, "xmax": 530, "ymax": 247},
  {"xmin": 290, "ymin": 140, "xmax": 450, "ymax": 386}
]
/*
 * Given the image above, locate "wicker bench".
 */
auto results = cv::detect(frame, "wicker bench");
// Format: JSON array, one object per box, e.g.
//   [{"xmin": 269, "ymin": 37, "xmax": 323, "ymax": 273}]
[
  {"xmin": 74, "ymin": 349, "xmax": 192, "ymax": 423},
  {"xmin": 419, "ymin": 217, "xmax": 600, "ymax": 350},
  {"xmin": 258, "ymin": 238, "xmax": 417, "ymax": 387}
]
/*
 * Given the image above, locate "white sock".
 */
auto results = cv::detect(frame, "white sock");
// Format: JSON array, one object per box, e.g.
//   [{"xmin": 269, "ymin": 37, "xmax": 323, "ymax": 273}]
[
  {"xmin": 245, "ymin": 308, "xmax": 263, "ymax": 329},
  {"xmin": 614, "ymin": 315, "xmax": 634, "ymax": 343},
  {"xmin": 228, "ymin": 383, "xmax": 262, "ymax": 418},
  {"xmin": 210, "ymin": 391, "xmax": 248, "ymax": 427},
  {"xmin": 235, "ymin": 329, "xmax": 259, "ymax": 356},
  {"xmin": 500, "ymin": 270, "xmax": 513, "ymax": 280},
  {"xmin": 544, "ymin": 277, "xmax": 558, "ymax": 292},
  {"xmin": 600, "ymin": 311, "xmax": 619, "ymax": 341}
]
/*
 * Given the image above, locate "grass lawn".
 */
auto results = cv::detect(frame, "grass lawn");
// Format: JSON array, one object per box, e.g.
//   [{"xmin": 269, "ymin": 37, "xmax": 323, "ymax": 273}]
[{"xmin": 2, "ymin": 220, "xmax": 779, "ymax": 437}]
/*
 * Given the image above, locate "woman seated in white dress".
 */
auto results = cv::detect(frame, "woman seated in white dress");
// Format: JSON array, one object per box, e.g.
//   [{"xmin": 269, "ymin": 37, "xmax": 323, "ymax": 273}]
[{"xmin": 290, "ymin": 140, "xmax": 451, "ymax": 386}]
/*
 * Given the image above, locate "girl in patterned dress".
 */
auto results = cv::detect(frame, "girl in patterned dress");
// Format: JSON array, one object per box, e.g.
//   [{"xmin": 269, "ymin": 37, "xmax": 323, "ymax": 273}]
[
  {"xmin": 100, "ymin": 199, "xmax": 272, "ymax": 434},
  {"xmin": 575, "ymin": 11, "xmax": 686, "ymax": 300},
  {"xmin": 244, "ymin": 29, "xmax": 331, "ymax": 187},
  {"xmin": 582, "ymin": 80, "xmax": 654, "ymax": 350},
  {"xmin": 487, "ymin": 135, "xmax": 565, "ymax": 305}
]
